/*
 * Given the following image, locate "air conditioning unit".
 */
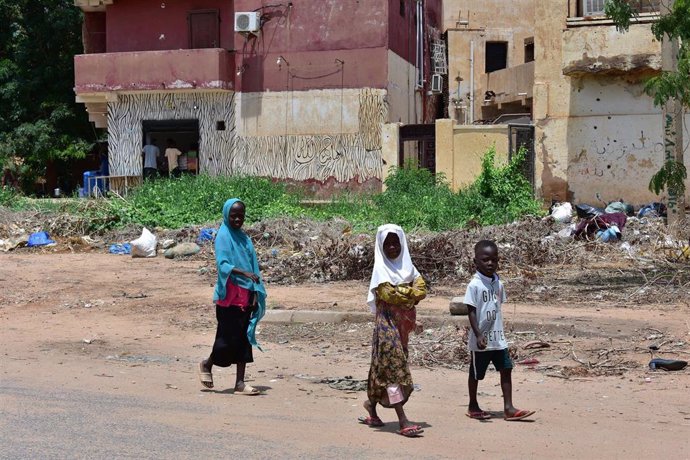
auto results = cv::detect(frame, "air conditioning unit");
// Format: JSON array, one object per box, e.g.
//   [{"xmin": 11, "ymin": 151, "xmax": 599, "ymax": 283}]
[
  {"xmin": 234, "ymin": 12, "xmax": 261, "ymax": 33},
  {"xmin": 431, "ymin": 74, "xmax": 443, "ymax": 94}
]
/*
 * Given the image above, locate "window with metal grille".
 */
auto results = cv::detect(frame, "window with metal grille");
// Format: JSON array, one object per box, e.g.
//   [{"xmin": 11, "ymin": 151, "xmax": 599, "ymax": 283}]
[{"xmin": 582, "ymin": 0, "xmax": 606, "ymax": 16}]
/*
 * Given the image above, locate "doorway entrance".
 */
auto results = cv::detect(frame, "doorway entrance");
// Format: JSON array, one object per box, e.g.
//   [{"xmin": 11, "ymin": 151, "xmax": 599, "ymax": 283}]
[
  {"xmin": 142, "ymin": 119, "xmax": 200, "ymax": 176},
  {"xmin": 399, "ymin": 124, "xmax": 436, "ymax": 173}
]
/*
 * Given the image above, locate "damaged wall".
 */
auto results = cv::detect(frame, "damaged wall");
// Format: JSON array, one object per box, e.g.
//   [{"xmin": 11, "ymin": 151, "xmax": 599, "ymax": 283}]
[
  {"xmin": 566, "ymin": 77, "xmax": 690, "ymax": 204},
  {"xmin": 533, "ymin": 1, "xmax": 689, "ymax": 206}
]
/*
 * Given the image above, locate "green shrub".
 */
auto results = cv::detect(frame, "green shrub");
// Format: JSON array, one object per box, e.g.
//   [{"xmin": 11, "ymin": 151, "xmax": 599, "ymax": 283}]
[
  {"xmin": 457, "ymin": 146, "xmax": 543, "ymax": 225},
  {"xmin": 107, "ymin": 175, "xmax": 303, "ymax": 229}
]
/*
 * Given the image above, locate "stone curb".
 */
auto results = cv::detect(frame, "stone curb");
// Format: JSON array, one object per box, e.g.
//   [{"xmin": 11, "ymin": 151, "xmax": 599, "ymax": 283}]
[{"xmin": 263, "ymin": 310, "xmax": 467, "ymax": 324}]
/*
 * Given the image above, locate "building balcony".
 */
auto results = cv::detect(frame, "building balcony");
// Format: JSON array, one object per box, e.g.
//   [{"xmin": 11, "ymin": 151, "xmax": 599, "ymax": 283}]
[
  {"xmin": 74, "ymin": 48, "xmax": 234, "ymax": 127},
  {"xmin": 562, "ymin": 23, "xmax": 660, "ymax": 76},
  {"xmin": 74, "ymin": 48, "xmax": 234, "ymax": 95},
  {"xmin": 480, "ymin": 61, "xmax": 535, "ymax": 109}
]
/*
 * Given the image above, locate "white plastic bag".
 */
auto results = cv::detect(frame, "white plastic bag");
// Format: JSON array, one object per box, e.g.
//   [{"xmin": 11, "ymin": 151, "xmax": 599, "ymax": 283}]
[
  {"xmin": 130, "ymin": 228, "xmax": 157, "ymax": 258},
  {"xmin": 551, "ymin": 202, "xmax": 573, "ymax": 223}
]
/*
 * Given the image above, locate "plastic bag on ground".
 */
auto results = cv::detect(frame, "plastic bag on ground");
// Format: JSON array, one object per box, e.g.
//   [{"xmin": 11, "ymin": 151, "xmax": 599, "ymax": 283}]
[
  {"xmin": 130, "ymin": 228, "xmax": 157, "ymax": 258},
  {"xmin": 109, "ymin": 243, "xmax": 131, "ymax": 255},
  {"xmin": 27, "ymin": 231, "xmax": 56, "ymax": 247},
  {"xmin": 575, "ymin": 204, "xmax": 605, "ymax": 219},
  {"xmin": 196, "ymin": 228, "xmax": 217, "ymax": 245},
  {"xmin": 550, "ymin": 202, "xmax": 573, "ymax": 223}
]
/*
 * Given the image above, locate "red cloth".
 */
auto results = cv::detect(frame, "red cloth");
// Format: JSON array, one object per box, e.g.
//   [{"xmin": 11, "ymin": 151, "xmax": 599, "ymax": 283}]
[
  {"xmin": 574, "ymin": 212, "xmax": 627, "ymax": 239},
  {"xmin": 216, "ymin": 279, "xmax": 251, "ymax": 309}
]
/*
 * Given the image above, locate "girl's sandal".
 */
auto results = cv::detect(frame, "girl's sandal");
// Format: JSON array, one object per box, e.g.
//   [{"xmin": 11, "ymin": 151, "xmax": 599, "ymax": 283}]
[
  {"xmin": 234, "ymin": 384, "xmax": 261, "ymax": 396},
  {"xmin": 358, "ymin": 416, "xmax": 385, "ymax": 427},
  {"xmin": 397, "ymin": 425, "xmax": 423, "ymax": 437}
]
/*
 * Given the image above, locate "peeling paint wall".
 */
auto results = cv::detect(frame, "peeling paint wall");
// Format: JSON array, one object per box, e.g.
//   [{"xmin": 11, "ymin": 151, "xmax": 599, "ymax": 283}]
[
  {"xmin": 566, "ymin": 77, "xmax": 690, "ymax": 204},
  {"xmin": 535, "ymin": 1, "xmax": 690, "ymax": 205}
]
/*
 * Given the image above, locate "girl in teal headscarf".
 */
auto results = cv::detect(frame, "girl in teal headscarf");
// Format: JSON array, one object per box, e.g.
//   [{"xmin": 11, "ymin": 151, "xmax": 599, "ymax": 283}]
[{"xmin": 198, "ymin": 198, "xmax": 266, "ymax": 395}]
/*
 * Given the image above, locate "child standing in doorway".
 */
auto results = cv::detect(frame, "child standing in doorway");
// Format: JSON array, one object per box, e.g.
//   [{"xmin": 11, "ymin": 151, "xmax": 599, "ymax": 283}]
[{"xmin": 464, "ymin": 240, "xmax": 535, "ymax": 421}]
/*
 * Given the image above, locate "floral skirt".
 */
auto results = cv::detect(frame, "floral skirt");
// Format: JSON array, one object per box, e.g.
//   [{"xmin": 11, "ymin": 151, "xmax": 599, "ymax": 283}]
[{"xmin": 367, "ymin": 303, "xmax": 415, "ymax": 407}]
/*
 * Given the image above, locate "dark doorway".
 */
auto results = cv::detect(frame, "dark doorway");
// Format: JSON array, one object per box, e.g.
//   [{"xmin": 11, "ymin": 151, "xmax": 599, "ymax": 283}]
[
  {"xmin": 508, "ymin": 124, "xmax": 535, "ymax": 192},
  {"xmin": 399, "ymin": 124, "xmax": 436, "ymax": 173},
  {"xmin": 188, "ymin": 9, "xmax": 220, "ymax": 49},
  {"xmin": 485, "ymin": 41, "xmax": 508, "ymax": 73},
  {"xmin": 142, "ymin": 119, "xmax": 200, "ymax": 175}
]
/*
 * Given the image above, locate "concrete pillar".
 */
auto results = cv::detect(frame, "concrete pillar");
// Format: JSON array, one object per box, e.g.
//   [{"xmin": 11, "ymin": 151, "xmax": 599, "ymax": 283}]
[
  {"xmin": 381, "ymin": 123, "xmax": 401, "ymax": 189},
  {"xmin": 435, "ymin": 119, "xmax": 455, "ymax": 189}
]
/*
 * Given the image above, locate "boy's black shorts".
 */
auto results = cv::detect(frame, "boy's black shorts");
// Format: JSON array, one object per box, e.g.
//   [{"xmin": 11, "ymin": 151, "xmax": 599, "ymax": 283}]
[{"xmin": 470, "ymin": 349, "xmax": 513, "ymax": 380}]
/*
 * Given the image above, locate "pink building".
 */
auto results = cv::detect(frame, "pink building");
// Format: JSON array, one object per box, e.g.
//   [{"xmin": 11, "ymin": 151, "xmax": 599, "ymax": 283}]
[{"xmin": 74, "ymin": 0, "xmax": 442, "ymax": 194}]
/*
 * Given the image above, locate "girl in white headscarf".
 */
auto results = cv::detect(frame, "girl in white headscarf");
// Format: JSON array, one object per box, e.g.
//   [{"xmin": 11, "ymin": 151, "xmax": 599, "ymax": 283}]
[{"xmin": 359, "ymin": 224, "xmax": 427, "ymax": 437}]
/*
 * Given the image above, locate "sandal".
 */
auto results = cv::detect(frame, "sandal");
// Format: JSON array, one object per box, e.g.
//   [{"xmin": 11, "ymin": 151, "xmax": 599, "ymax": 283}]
[
  {"xmin": 198, "ymin": 362, "xmax": 213, "ymax": 389},
  {"xmin": 234, "ymin": 384, "xmax": 261, "ymax": 396},
  {"xmin": 358, "ymin": 416, "xmax": 384, "ymax": 427},
  {"xmin": 466, "ymin": 410, "xmax": 492, "ymax": 420},
  {"xmin": 397, "ymin": 425, "xmax": 424, "ymax": 437},
  {"xmin": 505, "ymin": 409, "xmax": 535, "ymax": 421}
]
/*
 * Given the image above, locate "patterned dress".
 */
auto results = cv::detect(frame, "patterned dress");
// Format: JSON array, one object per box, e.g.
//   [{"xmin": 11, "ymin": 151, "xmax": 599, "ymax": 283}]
[{"xmin": 367, "ymin": 276, "xmax": 427, "ymax": 407}]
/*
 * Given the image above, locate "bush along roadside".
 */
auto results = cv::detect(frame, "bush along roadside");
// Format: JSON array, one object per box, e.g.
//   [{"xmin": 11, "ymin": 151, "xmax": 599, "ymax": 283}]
[{"xmin": 2, "ymin": 146, "xmax": 544, "ymax": 233}]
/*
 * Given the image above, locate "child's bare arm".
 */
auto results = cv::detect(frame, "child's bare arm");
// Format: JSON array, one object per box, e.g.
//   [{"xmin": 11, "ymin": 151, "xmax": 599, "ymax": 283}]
[{"xmin": 467, "ymin": 305, "xmax": 487, "ymax": 349}]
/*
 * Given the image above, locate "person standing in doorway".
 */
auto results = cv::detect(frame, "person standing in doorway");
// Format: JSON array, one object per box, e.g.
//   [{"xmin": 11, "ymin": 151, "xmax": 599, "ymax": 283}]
[
  {"xmin": 165, "ymin": 139, "xmax": 182, "ymax": 178},
  {"xmin": 186, "ymin": 143, "xmax": 198, "ymax": 175},
  {"xmin": 142, "ymin": 139, "xmax": 160, "ymax": 180}
]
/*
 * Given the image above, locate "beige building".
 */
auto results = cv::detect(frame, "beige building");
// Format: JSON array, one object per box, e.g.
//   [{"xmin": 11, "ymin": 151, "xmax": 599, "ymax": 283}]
[{"xmin": 440, "ymin": 0, "xmax": 690, "ymax": 206}]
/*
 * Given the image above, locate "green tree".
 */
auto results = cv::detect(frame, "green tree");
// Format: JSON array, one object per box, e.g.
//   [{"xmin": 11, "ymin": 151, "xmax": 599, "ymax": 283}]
[
  {"xmin": 0, "ymin": 0, "xmax": 93, "ymax": 189},
  {"xmin": 606, "ymin": 0, "xmax": 688, "ymax": 215}
]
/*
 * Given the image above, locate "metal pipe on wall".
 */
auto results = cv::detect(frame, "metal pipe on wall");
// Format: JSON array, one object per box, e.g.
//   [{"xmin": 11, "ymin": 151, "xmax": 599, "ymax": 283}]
[{"xmin": 469, "ymin": 39, "xmax": 475, "ymax": 124}]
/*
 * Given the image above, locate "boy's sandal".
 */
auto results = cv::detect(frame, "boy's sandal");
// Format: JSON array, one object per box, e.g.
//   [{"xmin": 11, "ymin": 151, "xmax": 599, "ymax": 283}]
[
  {"xmin": 466, "ymin": 410, "xmax": 492, "ymax": 420},
  {"xmin": 505, "ymin": 409, "xmax": 535, "ymax": 421},
  {"xmin": 397, "ymin": 425, "xmax": 424, "ymax": 437},
  {"xmin": 358, "ymin": 416, "xmax": 385, "ymax": 427}
]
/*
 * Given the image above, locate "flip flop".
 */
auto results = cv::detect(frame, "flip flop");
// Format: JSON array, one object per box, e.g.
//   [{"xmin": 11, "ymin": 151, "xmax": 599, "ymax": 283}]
[
  {"xmin": 234, "ymin": 384, "xmax": 261, "ymax": 396},
  {"xmin": 466, "ymin": 410, "xmax": 492, "ymax": 420},
  {"xmin": 198, "ymin": 363, "xmax": 213, "ymax": 389},
  {"xmin": 358, "ymin": 416, "xmax": 385, "ymax": 427},
  {"xmin": 397, "ymin": 425, "xmax": 423, "ymax": 437},
  {"xmin": 505, "ymin": 409, "xmax": 535, "ymax": 421}
]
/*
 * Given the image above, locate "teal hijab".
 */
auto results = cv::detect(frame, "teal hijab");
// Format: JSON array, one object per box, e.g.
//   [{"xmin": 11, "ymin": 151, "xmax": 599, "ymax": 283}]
[{"xmin": 213, "ymin": 198, "xmax": 266, "ymax": 350}]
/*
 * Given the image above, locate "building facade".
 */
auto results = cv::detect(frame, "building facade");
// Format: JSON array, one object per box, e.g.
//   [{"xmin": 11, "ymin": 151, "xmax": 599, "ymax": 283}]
[
  {"xmin": 442, "ymin": 0, "xmax": 690, "ymax": 205},
  {"xmin": 74, "ymin": 0, "xmax": 442, "ymax": 195}
]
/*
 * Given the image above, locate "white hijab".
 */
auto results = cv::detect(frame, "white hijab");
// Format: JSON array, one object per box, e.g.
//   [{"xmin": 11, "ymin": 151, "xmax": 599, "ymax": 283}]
[{"xmin": 367, "ymin": 224, "xmax": 420, "ymax": 313}]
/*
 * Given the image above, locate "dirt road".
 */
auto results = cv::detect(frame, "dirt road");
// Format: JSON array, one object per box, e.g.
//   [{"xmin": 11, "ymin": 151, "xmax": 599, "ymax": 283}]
[{"xmin": 2, "ymin": 253, "xmax": 690, "ymax": 459}]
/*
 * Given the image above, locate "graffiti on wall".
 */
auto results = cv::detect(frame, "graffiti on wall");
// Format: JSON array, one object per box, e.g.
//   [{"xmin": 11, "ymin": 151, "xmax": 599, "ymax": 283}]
[
  {"xmin": 107, "ymin": 89, "xmax": 387, "ymax": 183},
  {"xmin": 573, "ymin": 130, "xmax": 663, "ymax": 179}
]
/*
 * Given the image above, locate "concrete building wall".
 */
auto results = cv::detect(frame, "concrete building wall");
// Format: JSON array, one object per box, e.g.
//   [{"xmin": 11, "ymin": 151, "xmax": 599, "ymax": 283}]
[
  {"xmin": 534, "ymin": 1, "xmax": 690, "ymax": 205},
  {"xmin": 444, "ymin": 0, "xmax": 535, "ymax": 122},
  {"xmin": 107, "ymin": 89, "xmax": 387, "ymax": 194},
  {"xmin": 105, "ymin": 0, "xmax": 235, "ymax": 52},
  {"xmin": 435, "ymin": 119, "xmax": 509, "ymax": 191}
]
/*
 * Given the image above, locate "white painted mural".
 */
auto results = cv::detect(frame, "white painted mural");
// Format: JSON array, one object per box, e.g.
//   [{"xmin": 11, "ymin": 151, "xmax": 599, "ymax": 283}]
[{"xmin": 107, "ymin": 88, "xmax": 387, "ymax": 183}]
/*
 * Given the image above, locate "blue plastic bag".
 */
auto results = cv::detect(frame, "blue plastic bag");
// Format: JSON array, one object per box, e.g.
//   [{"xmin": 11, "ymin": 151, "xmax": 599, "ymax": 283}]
[
  {"xmin": 27, "ymin": 231, "xmax": 56, "ymax": 247},
  {"xmin": 109, "ymin": 243, "xmax": 131, "ymax": 255},
  {"xmin": 196, "ymin": 228, "xmax": 217, "ymax": 245}
]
